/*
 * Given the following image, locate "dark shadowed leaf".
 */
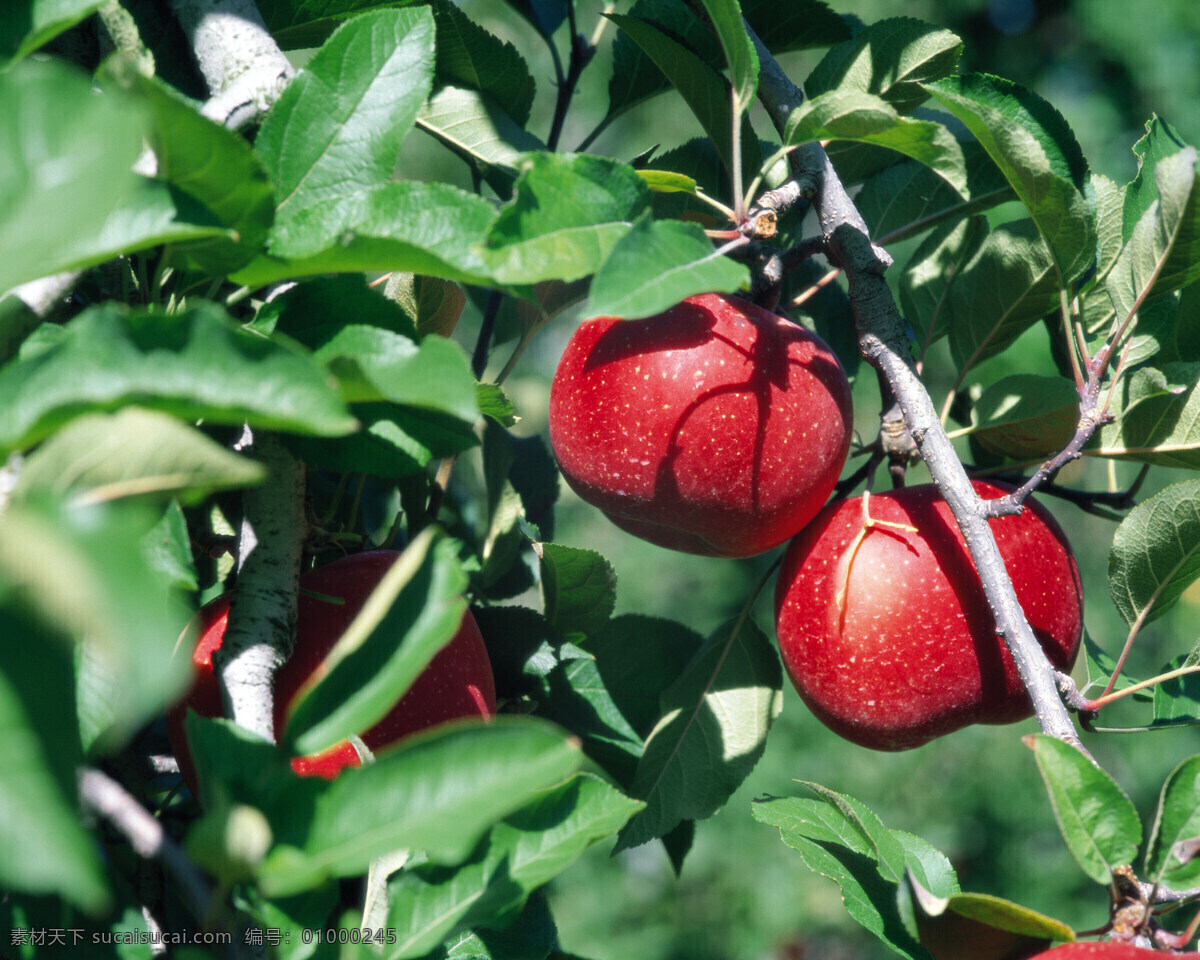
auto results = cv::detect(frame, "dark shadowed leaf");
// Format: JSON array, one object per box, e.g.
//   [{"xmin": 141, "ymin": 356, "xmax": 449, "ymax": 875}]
[
  {"xmin": 585, "ymin": 217, "xmax": 748, "ymax": 320},
  {"xmin": 898, "ymin": 216, "xmax": 988, "ymax": 351},
  {"xmin": 0, "ymin": 0, "xmax": 104, "ymax": 64},
  {"xmin": 1107, "ymin": 480, "xmax": 1200, "ymax": 630},
  {"xmin": 616, "ymin": 618, "xmax": 782, "ymax": 851},
  {"xmin": 0, "ymin": 302, "xmax": 356, "ymax": 455},
  {"xmin": 284, "ymin": 530, "xmax": 468, "ymax": 757},
  {"xmin": 1146, "ymin": 754, "xmax": 1200, "ymax": 888},
  {"xmin": 1026, "ymin": 733, "xmax": 1141, "ymax": 884},
  {"xmin": 742, "ymin": 0, "xmax": 851, "ymax": 54},
  {"xmin": 386, "ymin": 774, "xmax": 641, "ymax": 957}
]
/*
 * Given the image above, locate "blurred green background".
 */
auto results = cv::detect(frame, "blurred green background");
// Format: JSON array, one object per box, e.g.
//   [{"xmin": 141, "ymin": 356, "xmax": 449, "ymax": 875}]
[{"xmin": 434, "ymin": 1, "xmax": 1200, "ymax": 956}]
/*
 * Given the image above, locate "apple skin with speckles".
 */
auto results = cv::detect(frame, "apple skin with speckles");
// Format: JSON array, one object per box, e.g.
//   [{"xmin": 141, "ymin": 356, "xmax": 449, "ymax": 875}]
[
  {"xmin": 1027, "ymin": 945, "xmax": 1200, "ymax": 959},
  {"xmin": 547, "ymin": 293, "xmax": 854, "ymax": 558},
  {"xmin": 774, "ymin": 481, "xmax": 1083, "ymax": 750},
  {"xmin": 166, "ymin": 550, "xmax": 496, "ymax": 791}
]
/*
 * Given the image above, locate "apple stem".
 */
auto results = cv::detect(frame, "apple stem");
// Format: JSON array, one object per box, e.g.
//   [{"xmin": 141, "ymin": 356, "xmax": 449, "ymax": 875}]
[
  {"xmin": 215, "ymin": 430, "xmax": 307, "ymax": 742},
  {"xmin": 746, "ymin": 25, "xmax": 1087, "ymax": 753}
]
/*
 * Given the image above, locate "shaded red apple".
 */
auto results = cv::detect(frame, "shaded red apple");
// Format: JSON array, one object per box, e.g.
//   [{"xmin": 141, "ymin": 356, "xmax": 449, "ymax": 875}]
[
  {"xmin": 774, "ymin": 481, "xmax": 1083, "ymax": 750},
  {"xmin": 1027, "ymin": 944, "xmax": 1200, "ymax": 958},
  {"xmin": 548, "ymin": 292, "xmax": 853, "ymax": 558},
  {"xmin": 166, "ymin": 550, "xmax": 496, "ymax": 790}
]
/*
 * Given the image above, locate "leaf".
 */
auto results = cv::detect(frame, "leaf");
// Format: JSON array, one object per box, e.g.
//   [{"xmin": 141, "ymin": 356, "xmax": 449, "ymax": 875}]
[
  {"xmin": 0, "ymin": 0, "xmax": 104, "ymax": 65},
  {"xmin": 14, "ymin": 409, "xmax": 265, "ymax": 506},
  {"xmin": 1107, "ymin": 480, "xmax": 1200, "ymax": 631},
  {"xmin": 1026, "ymin": 733, "xmax": 1141, "ymax": 884},
  {"xmin": 1153, "ymin": 654, "xmax": 1200, "ymax": 727},
  {"xmin": 605, "ymin": 14, "xmax": 756, "ymax": 183},
  {"xmin": 742, "ymin": 0, "xmax": 851, "ymax": 54},
  {"xmin": 1106, "ymin": 147, "xmax": 1200, "ymax": 328},
  {"xmin": 234, "ymin": 180, "xmax": 497, "ymax": 289},
  {"xmin": 429, "ymin": 0, "xmax": 536, "ymax": 127},
  {"xmin": 944, "ymin": 219, "xmax": 1061, "ymax": 372},
  {"xmin": 384, "ymin": 272, "xmax": 467, "ymax": 339},
  {"xmin": 257, "ymin": 8, "xmax": 436, "ymax": 244},
  {"xmin": 967, "ymin": 374, "xmax": 1080, "ymax": 460},
  {"xmin": 924, "ymin": 74, "xmax": 1095, "ymax": 285},
  {"xmin": 539, "ymin": 543, "xmax": 617, "ymax": 639},
  {"xmin": 416, "ymin": 85, "xmax": 546, "ymax": 194},
  {"xmin": 0, "ymin": 609, "xmax": 109, "ymax": 913},
  {"xmin": 1146, "ymin": 754, "xmax": 1200, "ymax": 887},
  {"xmin": 585, "ymin": 216, "xmax": 749, "ymax": 320},
  {"xmin": 284, "ymin": 530, "xmax": 468, "ymax": 757},
  {"xmin": 785, "ymin": 91, "xmax": 967, "ymax": 196},
  {"xmin": 119, "ymin": 69, "xmax": 275, "ymax": 275},
  {"xmin": 441, "ymin": 889, "xmax": 558, "ymax": 960},
  {"xmin": 898, "ymin": 216, "xmax": 988, "ymax": 351},
  {"xmin": 141, "ymin": 501, "xmax": 198, "ymax": 593},
  {"xmin": 616, "ymin": 617, "xmax": 782, "ymax": 851},
  {"xmin": 1123, "ymin": 116, "xmax": 1192, "ymax": 243},
  {"xmin": 1094, "ymin": 363, "xmax": 1200, "ymax": 468},
  {"xmin": 255, "ymin": 719, "xmax": 584, "ymax": 896},
  {"xmin": 0, "ymin": 59, "xmax": 144, "ymax": 294},
  {"xmin": 386, "ymin": 774, "xmax": 642, "ymax": 958},
  {"xmin": 693, "ymin": 0, "xmax": 758, "ymax": 115},
  {"xmin": 806, "ymin": 17, "xmax": 963, "ymax": 115},
  {"xmin": 0, "ymin": 302, "xmax": 356, "ymax": 455},
  {"xmin": 483, "ymin": 152, "xmax": 651, "ymax": 286},
  {"xmin": 751, "ymin": 793, "xmax": 938, "ymax": 960},
  {"xmin": 0, "ymin": 499, "xmax": 192, "ymax": 752},
  {"xmin": 858, "ymin": 147, "xmax": 1014, "ymax": 245}
]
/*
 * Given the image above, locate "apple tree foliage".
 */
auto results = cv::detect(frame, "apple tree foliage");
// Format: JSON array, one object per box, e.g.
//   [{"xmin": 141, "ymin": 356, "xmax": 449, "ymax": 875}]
[{"xmin": 2, "ymin": 0, "xmax": 1200, "ymax": 957}]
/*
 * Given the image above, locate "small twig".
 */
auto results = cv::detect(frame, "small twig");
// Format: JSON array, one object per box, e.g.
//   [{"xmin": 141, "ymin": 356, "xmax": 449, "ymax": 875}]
[
  {"xmin": 471, "ymin": 290, "xmax": 504, "ymax": 379},
  {"xmin": 547, "ymin": 0, "xmax": 595, "ymax": 151}
]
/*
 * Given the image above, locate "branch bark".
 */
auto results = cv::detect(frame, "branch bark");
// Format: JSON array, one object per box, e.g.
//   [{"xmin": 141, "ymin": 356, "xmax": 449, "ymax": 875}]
[
  {"xmin": 748, "ymin": 30, "xmax": 1083, "ymax": 748},
  {"xmin": 168, "ymin": 0, "xmax": 294, "ymax": 129}
]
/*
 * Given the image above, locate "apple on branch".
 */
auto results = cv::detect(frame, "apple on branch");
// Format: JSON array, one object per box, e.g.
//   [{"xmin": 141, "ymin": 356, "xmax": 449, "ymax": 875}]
[
  {"xmin": 548, "ymin": 292, "xmax": 853, "ymax": 558},
  {"xmin": 166, "ymin": 550, "xmax": 496, "ymax": 792},
  {"xmin": 774, "ymin": 481, "xmax": 1083, "ymax": 750}
]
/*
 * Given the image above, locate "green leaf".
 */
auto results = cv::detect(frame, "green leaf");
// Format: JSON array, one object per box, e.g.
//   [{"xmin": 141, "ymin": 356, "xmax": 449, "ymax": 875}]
[
  {"xmin": 616, "ymin": 617, "xmax": 782, "ymax": 851},
  {"xmin": 605, "ymin": 14, "xmax": 756, "ymax": 183},
  {"xmin": 0, "ymin": 0, "xmax": 104, "ymax": 64},
  {"xmin": 585, "ymin": 217, "xmax": 748, "ymax": 320},
  {"xmin": 858, "ymin": 147, "xmax": 1014, "ymax": 245},
  {"xmin": 256, "ymin": 719, "xmax": 584, "ymax": 896},
  {"xmin": 1027, "ymin": 733, "xmax": 1141, "ymax": 884},
  {"xmin": 1106, "ymin": 147, "xmax": 1200, "ymax": 329},
  {"xmin": 284, "ymin": 530, "xmax": 468, "ymax": 757},
  {"xmin": 1153, "ymin": 654, "xmax": 1200, "ymax": 727},
  {"xmin": 806, "ymin": 17, "xmax": 963, "ymax": 115},
  {"xmin": 1095, "ymin": 363, "xmax": 1200, "ymax": 468},
  {"xmin": 967, "ymin": 374, "xmax": 1080, "ymax": 460},
  {"xmin": 0, "ymin": 59, "xmax": 144, "ymax": 294},
  {"xmin": 141, "ymin": 501, "xmax": 198, "ymax": 592},
  {"xmin": 14, "ymin": 409, "xmax": 266, "ymax": 506},
  {"xmin": 1123, "ymin": 116, "xmax": 1192, "ymax": 243},
  {"xmin": 429, "ymin": 0, "xmax": 536, "ymax": 127},
  {"xmin": 258, "ymin": 8, "xmax": 436, "ymax": 244},
  {"xmin": 387, "ymin": 774, "xmax": 642, "ymax": 958},
  {"xmin": 441, "ymin": 889, "xmax": 557, "ymax": 960},
  {"xmin": 898, "ymin": 216, "xmax": 988, "ymax": 350},
  {"xmin": 0, "ymin": 499, "xmax": 192, "ymax": 752},
  {"xmin": 1107, "ymin": 480, "xmax": 1200, "ymax": 631},
  {"xmin": 1146, "ymin": 754, "xmax": 1200, "ymax": 887},
  {"xmin": 742, "ymin": 0, "xmax": 851, "ymax": 54},
  {"xmin": 693, "ymin": 0, "xmax": 758, "ymax": 114},
  {"xmin": 924, "ymin": 74, "xmax": 1095, "ymax": 285},
  {"xmin": 944, "ymin": 219, "xmax": 1061, "ymax": 372},
  {"xmin": 237, "ymin": 180, "xmax": 499, "ymax": 290},
  {"xmin": 483, "ymin": 153, "xmax": 651, "ymax": 285},
  {"xmin": 384, "ymin": 272, "xmax": 467, "ymax": 339},
  {"xmin": 785, "ymin": 91, "xmax": 967, "ymax": 195},
  {"xmin": 0, "ymin": 302, "xmax": 356, "ymax": 455},
  {"xmin": 0, "ymin": 609, "xmax": 109, "ymax": 913},
  {"xmin": 417, "ymin": 85, "xmax": 545, "ymax": 193},
  {"xmin": 539, "ymin": 543, "xmax": 618, "ymax": 640},
  {"xmin": 122, "ymin": 69, "xmax": 275, "ymax": 275}
]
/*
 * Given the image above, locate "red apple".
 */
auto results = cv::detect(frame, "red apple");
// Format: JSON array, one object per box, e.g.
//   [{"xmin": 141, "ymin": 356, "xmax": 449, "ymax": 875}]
[
  {"xmin": 547, "ymin": 292, "xmax": 853, "ymax": 558},
  {"xmin": 166, "ymin": 550, "xmax": 496, "ymax": 790},
  {"xmin": 774, "ymin": 481, "xmax": 1083, "ymax": 750},
  {"xmin": 1027, "ymin": 944, "xmax": 1200, "ymax": 958}
]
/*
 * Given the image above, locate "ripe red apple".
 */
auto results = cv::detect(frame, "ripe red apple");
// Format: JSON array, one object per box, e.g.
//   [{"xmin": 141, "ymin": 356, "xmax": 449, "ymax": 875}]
[
  {"xmin": 166, "ymin": 550, "xmax": 496, "ymax": 790},
  {"xmin": 547, "ymin": 292, "xmax": 853, "ymax": 558},
  {"xmin": 774, "ymin": 481, "xmax": 1083, "ymax": 750},
  {"xmin": 1027, "ymin": 944, "xmax": 1200, "ymax": 958}
]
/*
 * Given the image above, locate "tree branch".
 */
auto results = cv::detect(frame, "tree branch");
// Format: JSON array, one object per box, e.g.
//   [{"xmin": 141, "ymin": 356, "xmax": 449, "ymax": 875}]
[
  {"xmin": 168, "ymin": 0, "xmax": 293, "ymax": 129},
  {"xmin": 748, "ymin": 28, "xmax": 1083, "ymax": 749}
]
